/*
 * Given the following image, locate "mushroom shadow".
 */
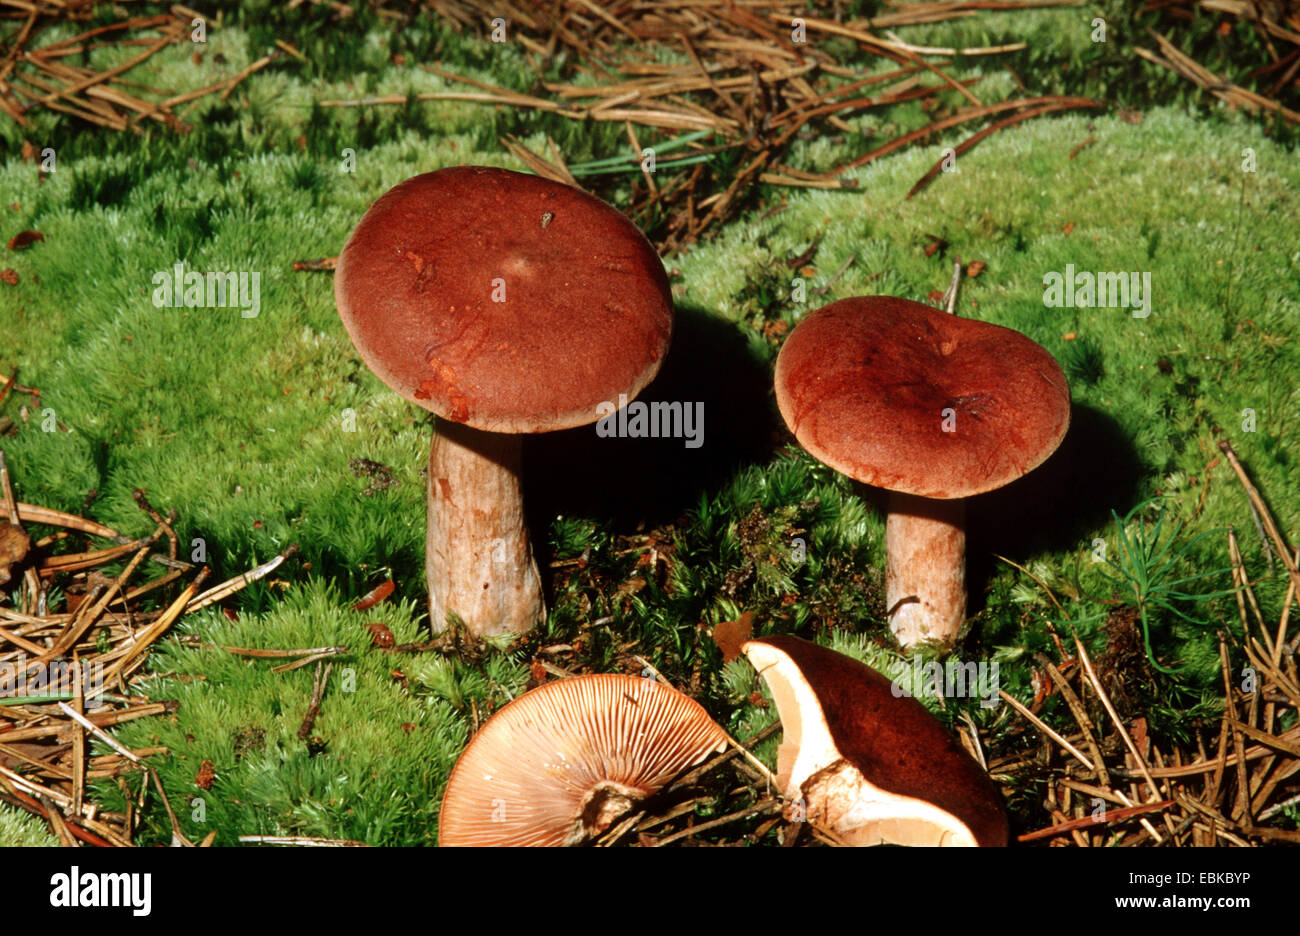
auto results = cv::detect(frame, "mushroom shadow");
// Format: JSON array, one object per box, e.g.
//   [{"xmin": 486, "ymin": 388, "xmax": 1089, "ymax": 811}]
[
  {"xmin": 962, "ymin": 402, "xmax": 1144, "ymax": 615},
  {"xmin": 850, "ymin": 403, "xmax": 1143, "ymax": 619},
  {"xmin": 523, "ymin": 302, "xmax": 779, "ymax": 533}
]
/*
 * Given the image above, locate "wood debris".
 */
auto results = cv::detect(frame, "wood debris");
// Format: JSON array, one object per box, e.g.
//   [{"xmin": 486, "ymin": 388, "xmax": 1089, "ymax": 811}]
[
  {"xmin": 0, "ymin": 445, "xmax": 297, "ymax": 846},
  {"xmin": 993, "ymin": 439, "xmax": 1300, "ymax": 846},
  {"xmin": 321, "ymin": 0, "xmax": 1087, "ymax": 252},
  {"xmin": 1136, "ymin": 2, "xmax": 1300, "ymax": 125},
  {"xmin": 0, "ymin": 2, "xmax": 275, "ymax": 132}
]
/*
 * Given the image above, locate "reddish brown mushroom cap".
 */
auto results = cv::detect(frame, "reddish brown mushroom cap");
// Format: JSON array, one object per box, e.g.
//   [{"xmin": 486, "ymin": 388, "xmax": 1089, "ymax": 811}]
[
  {"xmin": 774, "ymin": 296, "xmax": 1070, "ymax": 499},
  {"xmin": 744, "ymin": 635, "xmax": 1009, "ymax": 846},
  {"xmin": 438, "ymin": 674, "xmax": 727, "ymax": 846},
  {"xmin": 335, "ymin": 166, "xmax": 673, "ymax": 433}
]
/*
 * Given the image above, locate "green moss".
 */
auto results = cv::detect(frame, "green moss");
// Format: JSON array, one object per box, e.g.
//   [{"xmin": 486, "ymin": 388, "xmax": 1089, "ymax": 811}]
[
  {"xmin": 1, "ymin": 12, "xmax": 1297, "ymax": 844},
  {"xmin": 0, "ymin": 803, "xmax": 59, "ymax": 846}
]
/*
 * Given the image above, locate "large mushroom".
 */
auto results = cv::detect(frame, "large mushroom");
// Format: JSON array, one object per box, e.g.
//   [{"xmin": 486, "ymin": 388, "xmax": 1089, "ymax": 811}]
[
  {"xmin": 774, "ymin": 296, "xmax": 1070, "ymax": 647},
  {"xmin": 438, "ymin": 673, "xmax": 728, "ymax": 845},
  {"xmin": 336, "ymin": 167, "xmax": 672, "ymax": 638},
  {"xmin": 743, "ymin": 634, "xmax": 1008, "ymax": 846}
]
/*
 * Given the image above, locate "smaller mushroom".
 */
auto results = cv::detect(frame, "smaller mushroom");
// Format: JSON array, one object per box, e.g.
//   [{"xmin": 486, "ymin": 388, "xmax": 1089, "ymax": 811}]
[
  {"xmin": 774, "ymin": 296, "xmax": 1070, "ymax": 647},
  {"xmin": 439, "ymin": 673, "xmax": 727, "ymax": 846},
  {"xmin": 743, "ymin": 634, "xmax": 1009, "ymax": 846}
]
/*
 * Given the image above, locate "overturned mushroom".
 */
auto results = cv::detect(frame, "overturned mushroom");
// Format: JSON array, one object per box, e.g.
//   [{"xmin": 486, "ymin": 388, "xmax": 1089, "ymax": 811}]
[
  {"xmin": 336, "ymin": 167, "xmax": 672, "ymax": 637},
  {"xmin": 774, "ymin": 296, "xmax": 1070, "ymax": 647},
  {"xmin": 438, "ymin": 673, "xmax": 727, "ymax": 846},
  {"xmin": 743, "ymin": 634, "xmax": 1008, "ymax": 846}
]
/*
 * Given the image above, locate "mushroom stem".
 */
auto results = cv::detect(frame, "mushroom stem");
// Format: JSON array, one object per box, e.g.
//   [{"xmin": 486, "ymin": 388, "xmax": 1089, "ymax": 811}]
[
  {"xmin": 886, "ymin": 492, "xmax": 966, "ymax": 647},
  {"xmin": 427, "ymin": 421, "xmax": 545, "ymax": 637}
]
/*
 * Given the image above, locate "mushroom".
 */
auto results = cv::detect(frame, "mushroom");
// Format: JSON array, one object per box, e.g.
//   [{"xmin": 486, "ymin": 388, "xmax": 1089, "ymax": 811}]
[
  {"xmin": 774, "ymin": 296, "xmax": 1070, "ymax": 647},
  {"xmin": 438, "ymin": 673, "xmax": 727, "ymax": 845},
  {"xmin": 0, "ymin": 520, "xmax": 27, "ymax": 587},
  {"xmin": 743, "ymin": 634, "xmax": 1008, "ymax": 846},
  {"xmin": 0, "ymin": 453, "xmax": 29, "ymax": 587},
  {"xmin": 336, "ymin": 167, "xmax": 672, "ymax": 637}
]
